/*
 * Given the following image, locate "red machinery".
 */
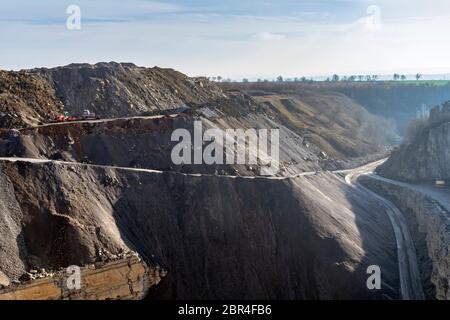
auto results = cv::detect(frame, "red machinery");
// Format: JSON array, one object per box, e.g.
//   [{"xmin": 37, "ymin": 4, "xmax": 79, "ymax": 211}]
[{"xmin": 51, "ymin": 110, "xmax": 98, "ymax": 123}]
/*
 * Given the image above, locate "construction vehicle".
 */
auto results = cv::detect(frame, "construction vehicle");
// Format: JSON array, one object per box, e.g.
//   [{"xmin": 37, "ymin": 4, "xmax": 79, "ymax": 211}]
[
  {"xmin": 53, "ymin": 114, "xmax": 66, "ymax": 122},
  {"xmin": 51, "ymin": 110, "xmax": 99, "ymax": 123},
  {"xmin": 53, "ymin": 112, "xmax": 71, "ymax": 122},
  {"xmin": 81, "ymin": 109, "xmax": 99, "ymax": 120},
  {"xmin": 436, "ymin": 179, "xmax": 446, "ymax": 187},
  {"xmin": 66, "ymin": 114, "xmax": 79, "ymax": 121}
]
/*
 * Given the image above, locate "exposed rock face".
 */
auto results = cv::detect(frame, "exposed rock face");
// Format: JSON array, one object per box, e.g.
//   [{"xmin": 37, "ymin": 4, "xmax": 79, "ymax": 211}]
[
  {"xmin": 379, "ymin": 104, "xmax": 450, "ymax": 182},
  {"xmin": 222, "ymin": 81, "xmax": 450, "ymax": 133},
  {"xmin": 360, "ymin": 177, "xmax": 450, "ymax": 299},
  {"xmin": 0, "ymin": 271, "xmax": 9, "ymax": 287},
  {"xmin": 0, "ymin": 89, "xmax": 396, "ymax": 176},
  {"xmin": 0, "ymin": 62, "xmax": 409, "ymax": 300},
  {"xmin": 0, "ymin": 160, "xmax": 399, "ymax": 299},
  {"xmin": 1, "ymin": 63, "xmax": 397, "ymax": 166},
  {"xmin": 32, "ymin": 62, "xmax": 224, "ymax": 117},
  {"xmin": 251, "ymin": 91, "xmax": 397, "ymax": 159},
  {"xmin": 0, "ymin": 113, "xmax": 324, "ymax": 176},
  {"xmin": 0, "ymin": 63, "xmax": 393, "ymax": 172},
  {"xmin": 0, "ymin": 63, "xmax": 225, "ymax": 129},
  {"xmin": 0, "ymin": 255, "xmax": 165, "ymax": 300}
]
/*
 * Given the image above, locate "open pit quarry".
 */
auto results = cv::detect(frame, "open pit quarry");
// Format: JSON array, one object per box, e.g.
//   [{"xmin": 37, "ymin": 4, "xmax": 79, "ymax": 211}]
[
  {"xmin": 0, "ymin": 62, "xmax": 448, "ymax": 300},
  {"xmin": 364, "ymin": 103, "xmax": 450, "ymax": 299}
]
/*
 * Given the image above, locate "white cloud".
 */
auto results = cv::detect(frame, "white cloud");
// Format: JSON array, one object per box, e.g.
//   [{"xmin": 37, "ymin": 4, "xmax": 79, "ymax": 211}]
[{"xmin": 1, "ymin": 1, "xmax": 450, "ymax": 78}]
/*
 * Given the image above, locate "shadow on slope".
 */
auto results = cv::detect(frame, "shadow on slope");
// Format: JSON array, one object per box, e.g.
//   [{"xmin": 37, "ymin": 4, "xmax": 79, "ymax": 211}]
[{"xmin": 111, "ymin": 171, "xmax": 399, "ymax": 299}]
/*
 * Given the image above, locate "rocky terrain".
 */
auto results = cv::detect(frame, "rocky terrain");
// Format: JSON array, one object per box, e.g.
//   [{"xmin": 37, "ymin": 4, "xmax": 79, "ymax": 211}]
[
  {"xmin": 360, "ymin": 177, "xmax": 450, "ymax": 299},
  {"xmin": 0, "ymin": 70, "xmax": 64, "ymax": 128},
  {"xmin": 250, "ymin": 90, "xmax": 396, "ymax": 160},
  {"xmin": 0, "ymin": 105, "xmax": 325, "ymax": 177},
  {"xmin": 0, "ymin": 253, "xmax": 165, "ymax": 300},
  {"xmin": 356, "ymin": 101, "xmax": 450, "ymax": 300},
  {"xmin": 0, "ymin": 63, "xmax": 400, "ymax": 177},
  {"xmin": 0, "ymin": 62, "xmax": 424, "ymax": 300},
  {"xmin": 0, "ymin": 160, "xmax": 399, "ymax": 299},
  {"xmin": 33, "ymin": 63, "xmax": 224, "ymax": 118},
  {"xmin": 223, "ymin": 81, "xmax": 450, "ymax": 134},
  {"xmin": 0, "ymin": 63, "xmax": 396, "ymax": 169},
  {"xmin": 378, "ymin": 102, "xmax": 450, "ymax": 182}
]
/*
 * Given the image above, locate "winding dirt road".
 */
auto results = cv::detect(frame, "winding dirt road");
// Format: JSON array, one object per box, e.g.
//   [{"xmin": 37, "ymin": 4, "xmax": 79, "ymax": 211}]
[
  {"xmin": 344, "ymin": 160, "xmax": 425, "ymax": 300},
  {"xmin": 366, "ymin": 173, "xmax": 450, "ymax": 212}
]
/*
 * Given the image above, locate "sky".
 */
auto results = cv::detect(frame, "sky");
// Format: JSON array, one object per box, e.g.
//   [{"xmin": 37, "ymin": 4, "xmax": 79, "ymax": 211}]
[{"xmin": 1, "ymin": 0, "xmax": 450, "ymax": 79}]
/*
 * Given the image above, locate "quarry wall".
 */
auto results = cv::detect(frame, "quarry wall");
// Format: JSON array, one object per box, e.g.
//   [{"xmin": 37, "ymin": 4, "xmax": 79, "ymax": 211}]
[
  {"xmin": 361, "ymin": 177, "xmax": 450, "ymax": 299},
  {"xmin": 0, "ymin": 255, "xmax": 165, "ymax": 300}
]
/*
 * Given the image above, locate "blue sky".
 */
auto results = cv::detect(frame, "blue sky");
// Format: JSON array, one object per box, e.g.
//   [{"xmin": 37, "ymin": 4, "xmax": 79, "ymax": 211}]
[{"xmin": 1, "ymin": 0, "xmax": 450, "ymax": 78}]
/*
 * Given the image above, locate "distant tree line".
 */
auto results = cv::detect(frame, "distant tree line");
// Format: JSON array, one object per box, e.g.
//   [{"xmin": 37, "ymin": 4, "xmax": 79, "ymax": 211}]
[{"xmin": 208, "ymin": 73, "xmax": 424, "ymax": 83}]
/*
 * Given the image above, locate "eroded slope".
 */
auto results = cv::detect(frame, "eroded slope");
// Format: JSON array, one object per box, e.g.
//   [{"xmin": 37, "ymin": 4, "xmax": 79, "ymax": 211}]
[
  {"xmin": 32, "ymin": 62, "xmax": 224, "ymax": 117},
  {"xmin": 0, "ymin": 160, "xmax": 398, "ymax": 299}
]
